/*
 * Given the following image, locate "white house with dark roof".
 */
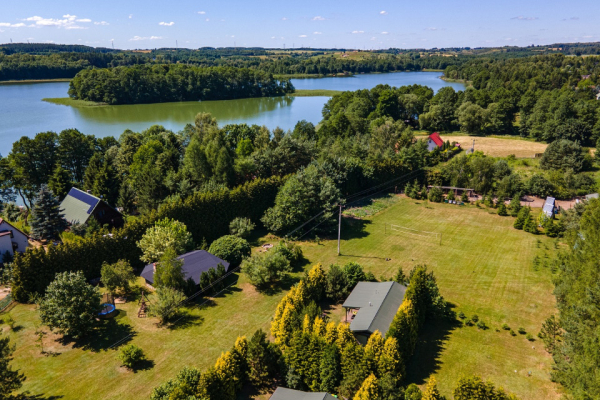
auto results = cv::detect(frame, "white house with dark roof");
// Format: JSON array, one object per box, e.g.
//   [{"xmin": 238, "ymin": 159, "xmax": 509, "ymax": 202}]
[
  {"xmin": 542, "ymin": 196, "xmax": 557, "ymax": 218},
  {"xmin": 269, "ymin": 388, "xmax": 336, "ymax": 400},
  {"xmin": 342, "ymin": 281, "xmax": 407, "ymax": 344},
  {"xmin": 0, "ymin": 218, "xmax": 29, "ymax": 260}
]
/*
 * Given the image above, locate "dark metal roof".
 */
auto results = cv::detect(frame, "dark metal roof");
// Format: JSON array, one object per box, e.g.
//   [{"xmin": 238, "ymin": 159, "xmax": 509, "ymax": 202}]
[
  {"xmin": 269, "ymin": 388, "xmax": 336, "ymax": 400},
  {"xmin": 342, "ymin": 281, "xmax": 406, "ymax": 336},
  {"xmin": 140, "ymin": 250, "xmax": 230, "ymax": 285}
]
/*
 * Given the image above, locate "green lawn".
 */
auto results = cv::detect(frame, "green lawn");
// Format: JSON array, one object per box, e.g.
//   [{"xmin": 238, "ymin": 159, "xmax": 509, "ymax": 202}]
[
  {"xmin": 6, "ymin": 275, "xmax": 288, "ymax": 400},
  {"xmin": 4, "ymin": 196, "xmax": 561, "ymax": 399},
  {"xmin": 299, "ymin": 197, "xmax": 561, "ymax": 399}
]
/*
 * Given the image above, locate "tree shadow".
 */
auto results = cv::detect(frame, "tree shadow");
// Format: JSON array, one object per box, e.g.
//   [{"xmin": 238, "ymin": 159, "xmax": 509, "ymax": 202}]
[
  {"xmin": 255, "ymin": 273, "xmax": 302, "ymax": 296},
  {"xmin": 405, "ymin": 303, "xmax": 463, "ymax": 385},
  {"xmin": 59, "ymin": 315, "xmax": 136, "ymax": 352},
  {"xmin": 129, "ymin": 358, "xmax": 155, "ymax": 373},
  {"xmin": 20, "ymin": 393, "xmax": 64, "ymax": 400},
  {"xmin": 340, "ymin": 218, "xmax": 372, "ymax": 241},
  {"xmin": 167, "ymin": 311, "xmax": 205, "ymax": 331}
]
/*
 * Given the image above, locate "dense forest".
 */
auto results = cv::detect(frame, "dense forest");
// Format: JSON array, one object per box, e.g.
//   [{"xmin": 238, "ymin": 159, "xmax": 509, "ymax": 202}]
[{"xmin": 68, "ymin": 65, "xmax": 294, "ymax": 104}]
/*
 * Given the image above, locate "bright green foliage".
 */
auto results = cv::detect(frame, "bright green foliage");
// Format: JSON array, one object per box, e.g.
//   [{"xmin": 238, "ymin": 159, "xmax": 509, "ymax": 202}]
[
  {"xmin": 137, "ymin": 218, "xmax": 194, "ymax": 263},
  {"xmin": 100, "ymin": 259, "xmax": 135, "ymax": 295},
  {"xmin": 540, "ymin": 139, "xmax": 588, "ymax": 172},
  {"xmin": 453, "ymin": 375, "xmax": 519, "ymax": 400},
  {"xmin": 355, "ymin": 373, "xmax": 380, "ymax": 400},
  {"xmin": 29, "ymin": 185, "xmax": 68, "ymax": 241},
  {"xmin": 326, "ymin": 264, "xmax": 350, "ymax": 301},
  {"xmin": 343, "ymin": 261, "xmax": 367, "ymax": 290},
  {"xmin": 513, "ymin": 207, "xmax": 531, "ymax": 230},
  {"xmin": 378, "ymin": 337, "xmax": 403, "ymax": 379},
  {"xmin": 509, "ymin": 194, "xmax": 522, "ymax": 217},
  {"xmin": 153, "ymin": 249, "xmax": 186, "ymax": 290},
  {"xmin": 262, "ymin": 164, "xmax": 340, "ymax": 235},
  {"xmin": 48, "ymin": 164, "xmax": 72, "ymax": 199},
  {"xmin": 305, "ymin": 263, "xmax": 327, "ymax": 301},
  {"xmin": 39, "ymin": 271, "xmax": 101, "ymax": 338},
  {"xmin": 405, "ymin": 383, "xmax": 423, "ymax": 400},
  {"xmin": 386, "ymin": 300, "xmax": 418, "ymax": 361},
  {"xmin": 208, "ymin": 235, "xmax": 251, "ymax": 266},
  {"xmin": 378, "ymin": 373, "xmax": 403, "ymax": 400},
  {"xmin": 150, "ymin": 367, "xmax": 202, "ymax": 400},
  {"xmin": 364, "ymin": 331, "xmax": 385, "ymax": 374},
  {"xmin": 538, "ymin": 315, "xmax": 562, "ymax": 354},
  {"xmin": 148, "ymin": 287, "xmax": 186, "ymax": 325},
  {"xmin": 117, "ymin": 344, "xmax": 146, "ymax": 370},
  {"xmin": 241, "ymin": 250, "xmax": 291, "ymax": 288},
  {"xmin": 0, "ymin": 334, "xmax": 25, "ymax": 399},
  {"xmin": 447, "ymin": 190, "xmax": 455, "ymax": 201},
  {"xmin": 461, "ymin": 191, "xmax": 469, "ymax": 203},
  {"xmin": 247, "ymin": 329, "xmax": 279, "ymax": 388},
  {"xmin": 497, "ymin": 203, "xmax": 508, "ymax": 216},
  {"xmin": 422, "ymin": 376, "xmax": 444, "ymax": 400},
  {"xmin": 428, "ymin": 186, "xmax": 443, "ymax": 202},
  {"xmin": 228, "ymin": 217, "xmax": 255, "ymax": 238}
]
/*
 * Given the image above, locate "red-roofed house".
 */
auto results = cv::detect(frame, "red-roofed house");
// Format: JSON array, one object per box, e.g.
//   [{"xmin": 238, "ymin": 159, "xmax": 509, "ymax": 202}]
[
  {"xmin": 427, "ymin": 132, "xmax": 444, "ymax": 152},
  {"xmin": 0, "ymin": 218, "xmax": 29, "ymax": 261}
]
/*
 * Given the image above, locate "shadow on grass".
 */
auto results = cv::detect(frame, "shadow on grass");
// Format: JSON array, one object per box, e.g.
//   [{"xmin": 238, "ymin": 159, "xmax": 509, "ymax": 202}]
[
  {"xmin": 254, "ymin": 273, "xmax": 302, "ymax": 296},
  {"xmin": 22, "ymin": 393, "xmax": 64, "ymax": 400},
  {"xmin": 405, "ymin": 304, "xmax": 462, "ymax": 385},
  {"xmin": 340, "ymin": 217, "xmax": 372, "ymax": 241},
  {"xmin": 167, "ymin": 311, "xmax": 205, "ymax": 331},
  {"xmin": 130, "ymin": 358, "xmax": 155, "ymax": 373},
  {"xmin": 60, "ymin": 314, "xmax": 136, "ymax": 352}
]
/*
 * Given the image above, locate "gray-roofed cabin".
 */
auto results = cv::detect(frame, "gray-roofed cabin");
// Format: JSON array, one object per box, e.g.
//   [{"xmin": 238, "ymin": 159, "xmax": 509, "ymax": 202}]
[
  {"xmin": 269, "ymin": 387, "xmax": 336, "ymax": 400},
  {"xmin": 542, "ymin": 196, "xmax": 557, "ymax": 218},
  {"xmin": 342, "ymin": 281, "xmax": 406, "ymax": 344},
  {"xmin": 140, "ymin": 250, "xmax": 230, "ymax": 287},
  {"xmin": 60, "ymin": 188, "xmax": 124, "ymax": 228}
]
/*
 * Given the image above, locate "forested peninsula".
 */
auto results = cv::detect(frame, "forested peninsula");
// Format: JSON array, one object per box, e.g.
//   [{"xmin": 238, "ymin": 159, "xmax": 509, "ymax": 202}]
[{"xmin": 67, "ymin": 65, "xmax": 295, "ymax": 105}]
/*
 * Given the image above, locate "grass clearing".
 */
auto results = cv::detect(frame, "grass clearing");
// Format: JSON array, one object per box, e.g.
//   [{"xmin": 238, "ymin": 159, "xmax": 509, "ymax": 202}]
[
  {"xmin": 438, "ymin": 135, "xmax": 548, "ymax": 158},
  {"xmin": 299, "ymin": 197, "xmax": 560, "ymax": 399},
  {"xmin": 5, "ymin": 197, "xmax": 561, "ymax": 400},
  {"xmin": 289, "ymin": 89, "xmax": 342, "ymax": 97},
  {"xmin": 42, "ymin": 97, "xmax": 107, "ymax": 108}
]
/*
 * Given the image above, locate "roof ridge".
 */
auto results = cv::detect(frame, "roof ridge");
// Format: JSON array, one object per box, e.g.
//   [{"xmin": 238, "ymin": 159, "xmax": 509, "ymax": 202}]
[
  {"xmin": 367, "ymin": 281, "xmax": 395, "ymax": 333},
  {"xmin": 0, "ymin": 218, "xmax": 30, "ymax": 239}
]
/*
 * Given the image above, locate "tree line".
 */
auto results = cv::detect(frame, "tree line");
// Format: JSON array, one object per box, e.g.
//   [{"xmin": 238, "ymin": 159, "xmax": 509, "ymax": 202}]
[{"xmin": 68, "ymin": 65, "xmax": 294, "ymax": 105}]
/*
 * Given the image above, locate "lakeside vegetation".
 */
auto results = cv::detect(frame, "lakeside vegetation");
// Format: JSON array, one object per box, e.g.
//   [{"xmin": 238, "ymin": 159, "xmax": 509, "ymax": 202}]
[
  {"xmin": 42, "ymin": 97, "xmax": 107, "ymax": 107},
  {"xmin": 1, "ymin": 42, "xmax": 600, "ymax": 400},
  {"xmin": 288, "ymin": 89, "xmax": 342, "ymax": 97}
]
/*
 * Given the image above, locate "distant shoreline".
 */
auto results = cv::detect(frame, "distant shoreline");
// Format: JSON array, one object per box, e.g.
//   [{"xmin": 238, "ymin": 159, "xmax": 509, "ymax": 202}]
[{"xmin": 0, "ymin": 78, "xmax": 71, "ymax": 85}]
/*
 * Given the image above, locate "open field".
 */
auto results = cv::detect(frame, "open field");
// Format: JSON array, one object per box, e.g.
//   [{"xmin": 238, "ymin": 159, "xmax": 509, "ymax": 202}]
[
  {"xmin": 299, "ymin": 197, "xmax": 561, "ymax": 399},
  {"xmin": 4, "ymin": 197, "xmax": 561, "ymax": 400},
  {"xmin": 6, "ymin": 275, "xmax": 289, "ymax": 400},
  {"xmin": 439, "ymin": 135, "xmax": 548, "ymax": 158}
]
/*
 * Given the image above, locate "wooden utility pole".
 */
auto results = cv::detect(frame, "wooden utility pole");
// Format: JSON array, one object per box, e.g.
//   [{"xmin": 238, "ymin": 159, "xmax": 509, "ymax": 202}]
[{"xmin": 337, "ymin": 204, "xmax": 343, "ymax": 255}]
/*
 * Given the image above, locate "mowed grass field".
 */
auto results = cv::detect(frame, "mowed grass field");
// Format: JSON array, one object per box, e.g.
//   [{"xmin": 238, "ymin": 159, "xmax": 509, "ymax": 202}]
[
  {"xmin": 439, "ymin": 135, "xmax": 548, "ymax": 158},
  {"xmin": 6, "ymin": 276, "xmax": 288, "ymax": 400},
  {"xmin": 4, "ymin": 196, "xmax": 561, "ymax": 400},
  {"xmin": 299, "ymin": 197, "xmax": 561, "ymax": 399}
]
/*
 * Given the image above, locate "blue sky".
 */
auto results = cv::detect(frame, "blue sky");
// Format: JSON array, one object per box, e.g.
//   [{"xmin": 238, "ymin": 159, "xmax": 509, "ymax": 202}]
[{"xmin": 0, "ymin": 0, "xmax": 598, "ymax": 50}]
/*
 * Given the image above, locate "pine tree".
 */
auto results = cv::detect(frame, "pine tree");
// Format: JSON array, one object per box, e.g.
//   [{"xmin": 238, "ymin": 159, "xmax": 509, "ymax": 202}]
[
  {"xmin": 247, "ymin": 329, "xmax": 278, "ymax": 388},
  {"xmin": 355, "ymin": 373, "xmax": 380, "ymax": 400},
  {"xmin": 378, "ymin": 337, "xmax": 403, "ymax": 379},
  {"xmin": 509, "ymin": 193, "xmax": 522, "ymax": 217},
  {"xmin": 312, "ymin": 316, "xmax": 326, "ymax": 337},
  {"xmin": 386, "ymin": 300, "xmax": 418, "ymax": 362},
  {"xmin": 497, "ymin": 202, "xmax": 508, "ymax": 216},
  {"xmin": 302, "ymin": 314, "xmax": 312, "ymax": 333},
  {"xmin": 423, "ymin": 376, "xmax": 444, "ymax": 400},
  {"xmin": 306, "ymin": 263, "xmax": 326, "ymax": 301},
  {"xmin": 29, "ymin": 185, "xmax": 68, "ymax": 241},
  {"xmin": 48, "ymin": 164, "xmax": 71, "ymax": 200},
  {"xmin": 117, "ymin": 182, "xmax": 136, "ymax": 215},
  {"xmin": 513, "ymin": 206, "xmax": 530, "ymax": 230},
  {"xmin": 83, "ymin": 153, "xmax": 103, "ymax": 192},
  {"xmin": 306, "ymin": 334, "xmax": 325, "ymax": 391},
  {"xmin": 461, "ymin": 191, "xmax": 469, "ymax": 203},
  {"xmin": 92, "ymin": 160, "xmax": 119, "ymax": 206},
  {"xmin": 364, "ymin": 331, "xmax": 385, "ymax": 374},
  {"xmin": 319, "ymin": 344, "xmax": 341, "ymax": 393},
  {"xmin": 324, "ymin": 321, "xmax": 338, "ymax": 344}
]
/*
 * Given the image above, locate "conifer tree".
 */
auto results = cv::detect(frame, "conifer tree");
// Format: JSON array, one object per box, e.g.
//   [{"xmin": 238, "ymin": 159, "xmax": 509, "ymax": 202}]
[
  {"xmin": 386, "ymin": 300, "xmax": 418, "ymax": 361},
  {"xmin": 247, "ymin": 329, "xmax": 278, "ymax": 388},
  {"xmin": 319, "ymin": 344, "xmax": 341, "ymax": 393},
  {"xmin": 48, "ymin": 164, "xmax": 71, "ymax": 200},
  {"xmin": 83, "ymin": 152, "xmax": 103, "ymax": 192},
  {"xmin": 509, "ymin": 193, "xmax": 522, "ymax": 217},
  {"xmin": 117, "ymin": 182, "xmax": 136, "ymax": 215},
  {"xmin": 336, "ymin": 322, "xmax": 355, "ymax": 351},
  {"xmin": 302, "ymin": 314, "xmax": 312, "ymax": 333},
  {"xmin": 92, "ymin": 160, "xmax": 119, "ymax": 205},
  {"xmin": 497, "ymin": 202, "xmax": 508, "ymax": 216},
  {"xmin": 29, "ymin": 185, "xmax": 68, "ymax": 241},
  {"xmin": 306, "ymin": 263, "xmax": 327, "ymax": 300},
  {"xmin": 355, "ymin": 373, "xmax": 380, "ymax": 400},
  {"xmin": 364, "ymin": 331, "xmax": 385, "ymax": 374},
  {"xmin": 324, "ymin": 321, "xmax": 338, "ymax": 344},
  {"xmin": 378, "ymin": 337, "xmax": 403, "ymax": 378},
  {"xmin": 312, "ymin": 316, "xmax": 326, "ymax": 337},
  {"xmin": 306, "ymin": 334, "xmax": 325, "ymax": 391},
  {"xmin": 422, "ymin": 376, "xmax": 444, "ymax": 400}
]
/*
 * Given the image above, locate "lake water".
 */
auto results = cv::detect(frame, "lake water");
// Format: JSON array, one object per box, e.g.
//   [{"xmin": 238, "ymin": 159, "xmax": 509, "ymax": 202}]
[{"xmin": 0, "ymin": 72, "xmax": 464, "ymax": 155}]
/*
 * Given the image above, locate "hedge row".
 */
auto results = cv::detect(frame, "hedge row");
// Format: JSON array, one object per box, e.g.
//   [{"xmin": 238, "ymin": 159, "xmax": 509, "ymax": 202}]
[{"xmin": 12, "ymin": 176, "xmax": 286, "ymax": 302}]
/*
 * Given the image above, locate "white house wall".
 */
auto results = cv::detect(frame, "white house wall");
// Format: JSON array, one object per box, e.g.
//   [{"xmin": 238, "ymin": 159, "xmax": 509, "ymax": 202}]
[{"xmin": 0, "ymin": 221, "xmax": 29, "ymax": 253}]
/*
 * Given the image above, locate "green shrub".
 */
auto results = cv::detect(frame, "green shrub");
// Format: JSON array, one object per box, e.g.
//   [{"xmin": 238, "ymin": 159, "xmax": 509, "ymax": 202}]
[
  {"xmin": 476, "ymin": 321, "xmax": 487, "ymax": 330},
  {"xmin": 229, "ymin": 217, "xmax": 255, "ymax": 238},
  {"xmin": 526, "ymin": 333, "xmax": 534, "ymax": 341},
  {"xmin": 471, "ymin": 314, "xmax": 479, "ymax": 323},
  {"xmin": 518, "ymin": 327, "xmax": 526, "ymax": 334},
  {"xmin": 118, "ymin": 344, "xmax": 146, "ymax": 369},
  {"xmin": 465, "ymin": 319, "xmax": 474, "ymax": 326},
  {"xmin": 502, "ymin": 323, "xmax": 510, "ymax": 330},
  {"xmin": 458, "ymin": 311, "xmax": 466, "ymax": 319},
  {"xmin": 428, "ymin": 186, "xmax": 443, "ymax": 203},
  {"xmin": 208, "ymin": 235, "xmax": 251, "ymax": 266},
  {"xmin": 510, "ymin": 329, "xmax": 516, "ymax": 336}
]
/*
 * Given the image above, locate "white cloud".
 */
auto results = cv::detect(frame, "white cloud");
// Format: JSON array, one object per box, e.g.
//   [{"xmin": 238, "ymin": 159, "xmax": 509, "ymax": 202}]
[
  {"xmin": 21, "ymin": 14, "xmax": 91, "ymax": 29},
  {"xmin": 282, "ymin": 17, "xmax": 288, "ymax": 21},
  {"xmin": 352, "ymin": 30, "xmax": 364, "ymax": 34},
  {"xmin": 371, "ymin": 37, "xmax": 376, "ymax": 40},
  {"xmin": 94, "ymin": 21, "xmax": 109, "ymax": 26},
  {"xmin": 299, "ymin": 34, "xmax": 307, "ymax": 37},
  {"xmin": 198, "ymin": 11, "xmax": 206, "ymax": 14},
  {"xmin": 313, "ymin": 31, "xmax": 322, "ymax": 35},
  {"xmin": 271, "ymin": 36, "xmax": 276, "ymax": 39},
  {"xmin": 380, "ymin": 11, "xmax": 388, "ymax": 15},
  {"xmin": 425, "ymin": 27, "xmax": 438, "ymax": 31},
  {"xmin": 128, "ymin": 14, "xmax": 133, "ymax": 19},
  {"xmin": 0, "ymin": 22, "xmax": 25, "ymax": 27},
  {"xmin": 381, "ymin": 31, "xmax": 388, "ymax": 34},
  {"xmin": 312, "ymin": 16, "xmax": 325, "ymax": 21},
  {"xmin": 205, "ymin": 18, "xmax": 210, "ymax": 21},
  {"xmin": 130, "ymin": 35, "xmax": 163, "ymax": 41},
  {"xmin": 159, "ymin": 21, "xmax": 175, "ymax": 26},
  {"xmin": 511, "ymin": 16, "xmax": 538, "ymax": 21}
]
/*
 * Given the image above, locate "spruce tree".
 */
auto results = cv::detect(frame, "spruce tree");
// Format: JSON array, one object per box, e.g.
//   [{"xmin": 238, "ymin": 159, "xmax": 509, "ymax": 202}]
[
  {"xmin": 509, "ymin": 192, "xmax": 522, "ymax": 217},
  {"xmin": 355, "ymin": 374, "xmax": 380, "ymax": 400},
  {"xmin": 497, "ymin": 202, "xmax": 508, "ymax": 216},
  {"xmin": 422, "ymin": 376, "xmax": 444, "ymax": 400},
  {"xmin": 83, "ymin": 153, "xmax": 103, "ymax": 192},
  {"xmin": 247, "ymin": 329, "xmax": 277, "ymax": 388},
  {"xmin": 92, "ymin": 160, "xmax": 119, "ymax": 206},
  {"xmin": 319, "ymin": 344, "xmax": 341, "ymax": 393},
  {"xmin": 48, "ymin": 164, "xmax": 72, "ymax": 200},
  {"xmin": 29, "ymin": 185, "xmax": 68, "ymax": 241},
  {"xmin": 117, "ymin": 182, "xmax": 136, "ymax": 215}
]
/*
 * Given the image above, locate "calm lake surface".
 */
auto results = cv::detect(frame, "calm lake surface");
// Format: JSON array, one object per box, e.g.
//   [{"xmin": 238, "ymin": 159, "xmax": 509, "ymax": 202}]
[{"xmin": 0, "ymin": 72, "xmax": 464, "ymax": 155}]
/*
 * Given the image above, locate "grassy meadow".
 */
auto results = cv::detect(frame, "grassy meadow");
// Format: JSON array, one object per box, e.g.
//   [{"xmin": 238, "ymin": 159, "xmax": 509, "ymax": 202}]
[{"xmin": 3, "ymin": 196, "xmax": 561, "ymax": 400}]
